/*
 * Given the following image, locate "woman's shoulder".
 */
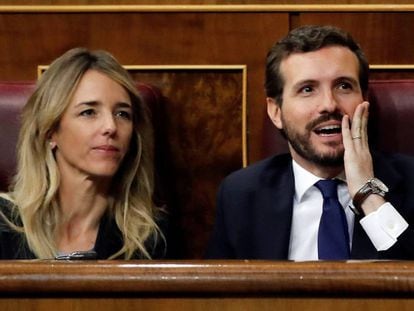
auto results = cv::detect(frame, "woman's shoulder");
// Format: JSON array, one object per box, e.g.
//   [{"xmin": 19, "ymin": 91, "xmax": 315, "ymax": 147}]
[
  {"xmin": 0, "ymin": 196, "xmax": 20, "ymax": 230},
  {"xmin": 0, "ymin": 197, "xmax": 34, "ymax": 259},
  {"xmin": 0, "ymin": 196, "xmax": 13, "ymax": 208},
  {"xmin": 0, "ymin": 194, "xmax": 14, "ymax": 210},
  {"xmin": 0, "ymin": 196, "xmax": 12, "ymax": 216}
]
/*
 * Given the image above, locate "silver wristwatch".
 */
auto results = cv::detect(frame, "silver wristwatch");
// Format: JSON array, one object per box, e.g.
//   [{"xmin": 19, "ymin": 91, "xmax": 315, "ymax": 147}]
[{"xmin": 351, "ymin": 178, "xmax": 389, "ymax": 216}]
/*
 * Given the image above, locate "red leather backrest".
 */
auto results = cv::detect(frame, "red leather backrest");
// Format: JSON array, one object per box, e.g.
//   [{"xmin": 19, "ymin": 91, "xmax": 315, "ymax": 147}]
[
  {"xmin": 0, "ymin": 81, "xmax": 165, "ymax": 192},
  {"xmin": 2, "ymin": 79, "xmax": 414, "ymax": 190},
  {"xmin": 0, "ymin": 82, "xmax": 36, "ymax": 191},
  {"xmin": 260, "ymin": 79, "xmax": 414, "ymax": 161},
  {"xmin": 367, "ymin": 80, "xmax": 414, "ymax": 156}
]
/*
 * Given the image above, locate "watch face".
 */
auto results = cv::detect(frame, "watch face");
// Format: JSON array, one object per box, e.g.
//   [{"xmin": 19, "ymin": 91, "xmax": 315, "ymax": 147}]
[{"xmin": 370, "ymin": 178, "xmax": 389, "ymax": 192}]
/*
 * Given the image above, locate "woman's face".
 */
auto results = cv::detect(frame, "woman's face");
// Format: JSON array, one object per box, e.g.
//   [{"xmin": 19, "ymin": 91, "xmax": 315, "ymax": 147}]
[{"xmin": 51, "ymin": 69, "xmax": 133, "ymax": 180}]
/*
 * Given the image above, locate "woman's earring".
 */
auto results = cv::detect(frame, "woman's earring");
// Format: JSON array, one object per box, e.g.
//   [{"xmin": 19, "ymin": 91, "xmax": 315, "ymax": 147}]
[{"xmin": 49, "ymin": 141, "xmax": 57, "ymax": 150}]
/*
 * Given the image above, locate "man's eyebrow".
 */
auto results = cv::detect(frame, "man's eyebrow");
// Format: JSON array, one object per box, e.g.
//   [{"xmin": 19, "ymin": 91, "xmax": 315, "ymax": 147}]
[
  {"xmin": 292, "ymin": 79, "xmax": 318, "ymax": 90},
  {"xmin": 334, "ymin": 76, "xmax": 359, "ymax": 85}
]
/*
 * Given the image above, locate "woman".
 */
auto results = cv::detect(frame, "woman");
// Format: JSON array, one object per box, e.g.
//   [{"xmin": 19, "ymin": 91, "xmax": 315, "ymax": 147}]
[{"xmin": 0, "ymin": 48, "xmax": 165, "ymax": 259}]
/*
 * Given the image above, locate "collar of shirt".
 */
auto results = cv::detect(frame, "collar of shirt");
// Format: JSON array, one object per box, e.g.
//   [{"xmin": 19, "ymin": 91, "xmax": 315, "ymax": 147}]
[
  {"xmin": 289, "ymin": 159, "xmax": 354, "ymax": 261},
  {"xmin": 292, "ymin": 160, "xmax": 347, "ymax": 203}
]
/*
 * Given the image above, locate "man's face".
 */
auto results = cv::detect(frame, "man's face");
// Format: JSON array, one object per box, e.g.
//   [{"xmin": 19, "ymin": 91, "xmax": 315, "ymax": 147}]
[{"xmin": 267, "ymin": 46, "xmax": 364, "ymax": 172}]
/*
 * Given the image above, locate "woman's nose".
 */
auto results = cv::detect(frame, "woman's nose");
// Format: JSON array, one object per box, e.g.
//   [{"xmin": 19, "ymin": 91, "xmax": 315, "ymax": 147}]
[{"xmin": 102, "ymin": 114, "xmax": 117, "ymax": 136}]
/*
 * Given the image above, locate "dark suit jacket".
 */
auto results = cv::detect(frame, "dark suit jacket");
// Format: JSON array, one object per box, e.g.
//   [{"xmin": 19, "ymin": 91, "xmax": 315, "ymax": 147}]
[{"xmin": 206, "ymin": 152, "xmax": 414, "ymax": 260}]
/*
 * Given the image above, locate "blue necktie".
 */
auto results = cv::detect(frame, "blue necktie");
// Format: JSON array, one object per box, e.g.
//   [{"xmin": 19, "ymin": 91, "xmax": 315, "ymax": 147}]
[{"xmin": 315, "ymin": 179, "xmax": 350, "ymax": 260}]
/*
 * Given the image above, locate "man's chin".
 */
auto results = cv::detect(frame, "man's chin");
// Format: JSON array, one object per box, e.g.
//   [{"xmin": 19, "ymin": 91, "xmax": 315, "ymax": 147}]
[
  {"xmin": 310, "ymin": 150, "xmax": 344, "ymax": 167},
  {"xmin": 314, "ymin": 157, "xmax": 344, "ymax": 167},
  {"xmin": 287, "ymin": 136, "xmax": 344, "ymax": 167},
  {"xmin": 298, "ymin": 147, "xmax": 344, "ymax": 167}
]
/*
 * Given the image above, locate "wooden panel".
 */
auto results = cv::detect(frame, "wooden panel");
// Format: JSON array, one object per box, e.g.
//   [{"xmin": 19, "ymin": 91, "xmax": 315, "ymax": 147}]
[
  {"xmin": 370, "ymin": 69, "xmax": 414, "ymax": 80},
  {"xmin": 295, "ymin": 12, "xmax": 414, "ymax": 65},
  {"xmin": 0, "ymin": 11, "xmax": 288, "ymax": 164},
  {"xmin": 0, "ymin": 11, "xmax": 288, "ymax": 258},
  {"xmin": 4, "ymin": 1, "xmax": 414, "ymax": 5},
  {"xmin": 0, "ymin": 298, "xmax": 414, "ymax": 311},
  {"xmin": 0, "ymin": 261, "xmax": 414, "ymax": 310},
  {"xmin": 0, "ymin": 260, "xmax": 414, "ymax": 294},
  {"xmin": 4, "ymin": 8, "xmax": 414, "ymax": 259},
  {"xmin": 129, "ymin": 68, "xmax": 245, "ymax": 258}
]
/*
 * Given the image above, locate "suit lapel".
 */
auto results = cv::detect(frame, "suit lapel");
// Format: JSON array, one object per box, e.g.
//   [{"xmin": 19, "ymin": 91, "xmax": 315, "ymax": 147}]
[{"xmin": 254, "ymin": 155, "xmax": 295, "ymax": 259}]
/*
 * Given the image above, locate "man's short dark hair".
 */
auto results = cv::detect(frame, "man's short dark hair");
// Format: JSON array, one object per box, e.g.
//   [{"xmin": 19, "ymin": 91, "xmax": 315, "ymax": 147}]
[{"xmin": 265, "ymin": 25, "xmax": 369, "ymax": 105}]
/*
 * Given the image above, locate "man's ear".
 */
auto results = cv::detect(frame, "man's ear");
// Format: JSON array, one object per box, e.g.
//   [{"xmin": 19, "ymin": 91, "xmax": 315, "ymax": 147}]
[{"xmin": 266, "ymin": 97, "xmax": 283, "ymax": 130}]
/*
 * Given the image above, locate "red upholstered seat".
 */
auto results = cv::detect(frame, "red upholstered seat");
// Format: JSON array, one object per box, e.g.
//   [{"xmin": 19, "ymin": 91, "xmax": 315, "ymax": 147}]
[
  {"xmin": 368, "ymin": 80, "xmax": 414, "ymax": 156},
  {"xmin": 2, "ymin": 79, "xmax": 414, "ymax": 191},
  {"xmin": 0, "ymin": 81, "xmax": 165, "ymax": 192},
  {"xmin": 0, "ymin": 82, "xmax": 36, "ymax": 191},
  {"xmin": 260, "ymin": 79, "xmax": 414, "ymax": 161}
]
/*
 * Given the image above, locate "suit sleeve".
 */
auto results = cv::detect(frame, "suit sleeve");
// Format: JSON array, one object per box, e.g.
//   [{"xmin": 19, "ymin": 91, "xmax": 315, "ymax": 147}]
[
  {"xmin": 391, "ymin": 227, "xmax": 414, "ymax": 258},
  {"xmin": 205, "ymin": 180, "xmax": 235, "ymax": 259},
  {"xmin": 371, "ymin": 153, "xmax": 414, "ymax": 259}
]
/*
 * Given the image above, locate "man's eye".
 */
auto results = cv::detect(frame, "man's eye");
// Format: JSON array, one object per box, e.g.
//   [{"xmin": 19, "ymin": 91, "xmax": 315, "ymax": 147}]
[
  {"xmin": 80, "ymin": 109, "xmax": 95, "ymax": 116},
  {"xmin": 300, "ymin": 86, "xmax": 314, "ymax": 94},
  {"xmin": 338, "ymin": 82, "xmax": 352, "ymax": 90}
]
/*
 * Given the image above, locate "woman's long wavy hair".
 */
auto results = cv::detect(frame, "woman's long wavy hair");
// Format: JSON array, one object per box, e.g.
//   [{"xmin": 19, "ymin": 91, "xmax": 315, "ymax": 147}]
[{"xmin": 1, "ymin": 47, "xmax": 161, "ymax": 259}]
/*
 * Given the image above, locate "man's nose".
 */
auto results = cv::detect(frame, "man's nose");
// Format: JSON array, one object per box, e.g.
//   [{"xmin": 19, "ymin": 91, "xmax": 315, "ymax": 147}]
[{"xmin": 318, "ymin": 90, "xmax": 339, "ymax": 113}]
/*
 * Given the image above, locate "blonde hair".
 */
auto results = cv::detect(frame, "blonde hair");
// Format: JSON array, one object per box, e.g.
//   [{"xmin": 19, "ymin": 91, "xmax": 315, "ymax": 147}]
[{"xmin": 1, "ymin": 47, "xmax": 162, "ymax": 259}]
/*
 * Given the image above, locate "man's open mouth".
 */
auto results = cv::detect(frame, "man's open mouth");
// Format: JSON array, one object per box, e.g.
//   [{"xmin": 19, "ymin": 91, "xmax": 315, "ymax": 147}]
[{"xmin": 314, "ymin": 124, "xmax": 342, "ymax": 136}]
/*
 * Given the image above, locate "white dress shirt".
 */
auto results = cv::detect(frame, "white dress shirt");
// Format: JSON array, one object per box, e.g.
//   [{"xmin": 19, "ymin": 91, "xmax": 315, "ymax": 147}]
[{"xmin": 288, "ymin": 160, "xmax": 408, "ymax": 261}]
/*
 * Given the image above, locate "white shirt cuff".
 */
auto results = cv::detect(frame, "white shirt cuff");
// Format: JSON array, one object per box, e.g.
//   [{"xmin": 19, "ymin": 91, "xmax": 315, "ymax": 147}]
[{"xmin": 359, "ymin": 202, "xmax": 409, "ymax": 251}]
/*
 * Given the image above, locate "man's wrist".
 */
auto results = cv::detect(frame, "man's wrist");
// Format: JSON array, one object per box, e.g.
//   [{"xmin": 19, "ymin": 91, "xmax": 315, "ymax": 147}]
[
  {"xmin": 351, "ymin": 178, "xmax": 389, "ymax": 216},
  {"xmin": 359, "ymin": 194, "xmax": 387, "ymax": 215}
]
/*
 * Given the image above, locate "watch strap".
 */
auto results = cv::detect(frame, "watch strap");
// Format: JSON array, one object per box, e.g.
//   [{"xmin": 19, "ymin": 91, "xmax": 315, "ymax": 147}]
[
  {"xmin": 351, "ymin": 178, "xmax": 387, "ymax": 216},
  {"xmin": 351, "ymin": 183, "xmax": 372, "ymax": 216}
]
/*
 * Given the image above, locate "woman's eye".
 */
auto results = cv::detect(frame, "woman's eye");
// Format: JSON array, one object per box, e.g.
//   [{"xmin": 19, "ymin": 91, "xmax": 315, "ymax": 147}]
[
  {"xmin": 80, "ymin": 109, "xmax": 95, "ymax": 117},
  {"xmin": 115, "ymin": 110, "xmax": 132, "ymax": 120}
]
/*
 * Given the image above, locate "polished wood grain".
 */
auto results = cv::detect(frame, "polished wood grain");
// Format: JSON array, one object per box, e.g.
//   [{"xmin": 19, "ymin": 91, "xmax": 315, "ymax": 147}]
[
  {"xmin": 295, "ymin": 12, "xmax": 414, "ymax": 65},
  {"xmin": 0, "ymin": 11, "xmax": 288, "ymax": 167},
  {"xmin": 0, "ymin": 261, "xmax": 414, "ymax": 310},
  {"xmin": 3, "ymin": 1, "xmax": 414, "ymax": 6},
  {"xmin": 0, "ymin": 298, "xmax": 413, "ymax": 311},
  {"xmin": 129, "ymin": 69, "xmax": 244, "ymax": 258},
  {"xmin": 0, "ymin": 260, "xmax": 413, "ymax": 294},
  {"xmin": 0, "ymin": 11, "xmax": 288, "ymax": 258},
  {"xmin": 2, "ymin": 7, "xmax": 414, "ymax": 259}
]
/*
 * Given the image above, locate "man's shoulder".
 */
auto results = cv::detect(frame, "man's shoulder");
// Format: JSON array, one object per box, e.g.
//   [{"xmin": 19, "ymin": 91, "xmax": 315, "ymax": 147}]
[
  {"xmin": 373, "ymin": 152, "xmax": 414, "ymax": 188},
  {"xmin": 222, "ymin": 153, "xmax": 293, "ymax": 189},
  {"xmin": 374, "ymin": 152, "xmax": 414, "ymax": 172}
]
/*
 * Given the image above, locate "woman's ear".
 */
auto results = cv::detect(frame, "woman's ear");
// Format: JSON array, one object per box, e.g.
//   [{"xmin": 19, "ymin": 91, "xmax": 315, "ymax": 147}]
[
  {"xmin": 49, "ymin": 140, "xmax": 57, "ymax": 150},
  {"xmin": 266, "ymin": 97, "xmax": 283, "ymax": 130},
  {"xmin": 48, "ymin": 130, "xmax": 58, "ymax": 150}
]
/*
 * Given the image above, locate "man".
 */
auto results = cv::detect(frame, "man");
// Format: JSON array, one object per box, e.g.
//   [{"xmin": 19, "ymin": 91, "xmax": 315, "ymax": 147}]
[{"xmin": 206, "ymin": 25, "xmax": 414, "ymax": 260}]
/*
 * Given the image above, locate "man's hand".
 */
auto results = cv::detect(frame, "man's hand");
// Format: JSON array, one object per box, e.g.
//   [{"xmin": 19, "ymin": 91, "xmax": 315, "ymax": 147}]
[{"xmin": 342, "ymin": 101, "xmax": 385, "ymax": 215}]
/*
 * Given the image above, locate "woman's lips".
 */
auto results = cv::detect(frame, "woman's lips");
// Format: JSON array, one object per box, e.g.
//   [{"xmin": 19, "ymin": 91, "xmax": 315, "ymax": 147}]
[{"xmin": 93, "ymin": 145, "xmax": 120, "ymax": 152}]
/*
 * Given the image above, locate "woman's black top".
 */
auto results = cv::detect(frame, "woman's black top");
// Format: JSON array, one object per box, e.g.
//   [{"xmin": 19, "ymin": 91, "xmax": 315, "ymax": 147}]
[{"xmin": 0, "ymin": 197, "xmax": 165, "ymax": 259}]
